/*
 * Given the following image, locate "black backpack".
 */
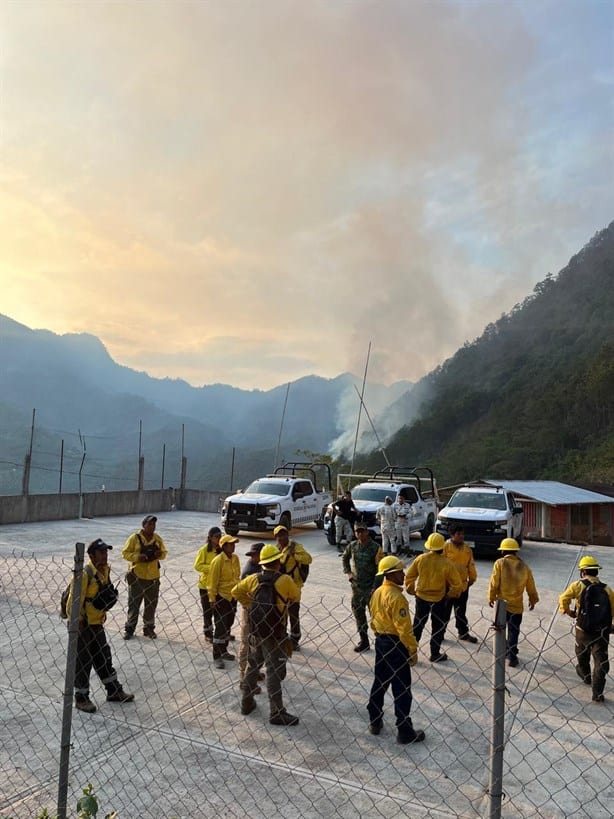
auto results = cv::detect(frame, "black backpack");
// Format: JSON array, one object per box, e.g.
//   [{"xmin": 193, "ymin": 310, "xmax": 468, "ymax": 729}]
[
  {"xmin": 60, "ymin": 566, "xmax": 118, "ymax": 619},
  {"xmin": 577, "ymin": 580, "xmax": 612, "ymax": 634},
  {"xmin": 248, "ymin": 572, "xmax": 286, "ymax": 639}
]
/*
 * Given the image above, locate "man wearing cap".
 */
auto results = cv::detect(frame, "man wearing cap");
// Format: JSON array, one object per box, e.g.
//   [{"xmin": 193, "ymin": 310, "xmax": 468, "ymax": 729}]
[
  {"xmin": 488, "ymin": 538, "xmax": 539, "ymax": 667},
  {"xmin": 442, "ymin": 524, "xmax": 478, "ymax": 644},
  {"xmin": 275, "ymin": 525, "xmax": 312, "ymax": 650},
  {"xmin": 367, "ymin": 555, "xmax": 425, "ymax": 744},
  {"xmin": 232, "ymin": 544, "xmax": 301, "ymax": 726},
  {"xmin": 238, "ymin": 543, "xmax": 265, "ymax": 685},
  {"xmin": 207, "ymin": 534, "xmax": 241, "ymax": 669},
  {"xmin": 559, "ymin": 556, "xmax": 614, "ymax": 703},
  {"xmin": 377, "ymin": 496, "xmax": 397, "ymax": 555},
  {"xmin": 67, "ymin": 539, "xmax": 134, "ymax": 713},
  {"xmin": 122, "ymin": 515, "xmax": 168, "ymax": 640},
  {"xmin": 193, "ymin": 526, "xmax": 223, "ymax": 642},
  {"xmin": 405, "ymin": 532, "xmax": 463, "ymax": 663},
  {"xmin": 333, "ymin": 491, "xmax": 358, "ymax": 548},
  {"xmin": 342, "ymin": 522, "xmax": 383, "ymax": 652}
]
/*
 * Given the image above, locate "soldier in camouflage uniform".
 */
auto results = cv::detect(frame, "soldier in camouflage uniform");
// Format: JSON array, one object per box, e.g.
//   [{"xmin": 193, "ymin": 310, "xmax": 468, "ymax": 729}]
[{"xmin": 342, "ymin": 523, "xmax": 383, "ymax": 652}]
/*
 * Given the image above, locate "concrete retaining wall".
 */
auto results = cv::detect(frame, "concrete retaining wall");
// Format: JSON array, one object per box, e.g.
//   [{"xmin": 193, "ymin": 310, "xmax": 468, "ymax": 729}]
[{"xmin": 0, "ymin": 488, "xmax": 226, "ymax": 525}]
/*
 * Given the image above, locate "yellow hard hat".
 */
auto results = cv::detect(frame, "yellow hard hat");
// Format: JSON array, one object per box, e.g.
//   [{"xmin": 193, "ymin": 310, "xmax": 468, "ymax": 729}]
[
  {"xmin": 498, "ymin": 538, "xmax": 520, "ymax": 551},
  {"xmin": 425, "ymin": 532, "xmax": 446, "ymax": 551},
  {"xmin": 259, "ymin": 544, "xmax": 283, "ymax": 564},
  {"xmin": 578, "ymin": 556, "xmax": 601, "ymax": 570},
  {"xmin": 376, "ymin": 556, "xmax": 405, "ymax": 576}
]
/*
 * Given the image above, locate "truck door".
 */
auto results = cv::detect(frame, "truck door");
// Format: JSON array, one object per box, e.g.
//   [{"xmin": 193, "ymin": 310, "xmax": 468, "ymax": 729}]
[
  {"xmin": 292, "ymin": 481, "xmax": 316, "ymax": 523},
  {"xmin": 404, "ymin": 487, "xmax": 424, "ymax": 531},
  {"xmin": 507, "ymin": 493, "xmax": 523, "ymax": 538}
]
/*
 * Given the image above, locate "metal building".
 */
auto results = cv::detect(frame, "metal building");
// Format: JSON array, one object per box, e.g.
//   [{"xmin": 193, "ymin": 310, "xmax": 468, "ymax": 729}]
[{"xmin": 484, "ymin": 480, "xmax": 614, "ymax": 546}]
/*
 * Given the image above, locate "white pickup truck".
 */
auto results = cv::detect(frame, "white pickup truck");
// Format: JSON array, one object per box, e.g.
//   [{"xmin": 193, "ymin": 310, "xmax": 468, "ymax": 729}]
[
  {"xmin": 436, "ymin": 483, "xmax": 524, "ymax": 557},
  {"xmin": 324, "ymin": 466, "xmax": 439, "ymax": 547},
  {"xmin": 221, "ymin": 461, "xmax": 333, "ymax": 536}
]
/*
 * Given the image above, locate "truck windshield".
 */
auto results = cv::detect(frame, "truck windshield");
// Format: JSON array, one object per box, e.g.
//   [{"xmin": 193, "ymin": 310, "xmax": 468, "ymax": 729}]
[
  {"xmin": 449, "ymin": 491, "xmax": 507, "ymax": 511},
  {"xmin": 352, "ymin": 487, "xmax": 393, "ymax": 503},
  {"xmin": 244, "ymin": 481, "xmax": 289, "ymax": 497}
]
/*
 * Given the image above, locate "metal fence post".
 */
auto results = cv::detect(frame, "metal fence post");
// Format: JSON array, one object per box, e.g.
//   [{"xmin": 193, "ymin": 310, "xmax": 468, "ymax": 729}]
[
  {"xmin": 57, "ymin": 542, "xmax": 86, "ymax": 819},
  {"xmin": 488, "ymin": 599, "xmax": 507, "ymax": 819}
]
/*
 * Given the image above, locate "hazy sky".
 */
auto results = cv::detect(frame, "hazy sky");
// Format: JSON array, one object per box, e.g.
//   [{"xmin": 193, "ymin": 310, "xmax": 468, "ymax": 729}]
[{"xmin": 1, "ymin": 0, "xmax": 612, "ymax": 390}]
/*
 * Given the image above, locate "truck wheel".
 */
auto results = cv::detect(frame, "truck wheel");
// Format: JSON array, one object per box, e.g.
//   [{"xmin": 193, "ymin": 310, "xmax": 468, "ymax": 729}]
[
  {"xmin": 515, "ymin": 531, "xmax": 523, "ymax": 548},
  {"xmin": 224, "ymin": 526, "xmax": 239, "ymax": 536},
  {"xmin": 420, "ymin": 514, "xmax": 435, "ymax": 540},
  {"xmin": 326, "ymin": 527, "xmax": 337, "ymax": 546},
  {"xmin": 315, "ymin": 514, "xmax": 325, "ymax": 530},
  {"xmin": 280, "ymin": 513, "xmax": 291, "ymax": 531}
]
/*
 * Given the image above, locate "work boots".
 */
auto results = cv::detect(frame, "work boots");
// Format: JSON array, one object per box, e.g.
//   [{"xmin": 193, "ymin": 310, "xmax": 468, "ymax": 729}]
[
  {"xmin": 106, "ymin": 686, "xmax": 135, "ymax": 703},
  {"xmin": 75, "ymin": 696, "xmax": 96, "ymax": 713},
  {"xmin": 269, "ymin": 710, "xmax": 299, "ymax": 726},
  {"xmin": 397, "ymin": 724, "xmax": 426, "ymax": 744}
]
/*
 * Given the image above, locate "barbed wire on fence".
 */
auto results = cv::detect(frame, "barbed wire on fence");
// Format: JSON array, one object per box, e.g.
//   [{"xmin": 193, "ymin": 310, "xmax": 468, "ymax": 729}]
[{"xmin": 0, "ymin": 551, "xmax": 613, "ymax": 819}]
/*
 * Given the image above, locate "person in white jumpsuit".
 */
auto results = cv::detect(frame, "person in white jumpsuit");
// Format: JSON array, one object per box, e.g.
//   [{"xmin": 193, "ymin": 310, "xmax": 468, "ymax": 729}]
[
  {"xmin": 377, "ymin": 496, "xmax": 397, "ymax": 554},
  {"xmin": 393, "ymin": 496, "xmax": 412, "ymax": 553}
]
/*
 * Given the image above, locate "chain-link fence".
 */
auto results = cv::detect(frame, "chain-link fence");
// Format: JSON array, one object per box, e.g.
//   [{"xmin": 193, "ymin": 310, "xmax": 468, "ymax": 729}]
[{"xmin": 1, "ymin": 548, "xmax": 612, "ymax": 819}]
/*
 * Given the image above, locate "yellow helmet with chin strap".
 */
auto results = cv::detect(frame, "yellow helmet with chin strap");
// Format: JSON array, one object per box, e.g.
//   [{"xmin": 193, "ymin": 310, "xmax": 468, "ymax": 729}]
[
  {"xmin": 578, "ymin": 556, "xmax": 601, "ymax": 571},
  {"xmin": 498, "ymin": 538, "xmax": 520, "ymax": 551},
  {"xmin": 376, "ymin": 556, "xmax": 405, "ymax": 576}
]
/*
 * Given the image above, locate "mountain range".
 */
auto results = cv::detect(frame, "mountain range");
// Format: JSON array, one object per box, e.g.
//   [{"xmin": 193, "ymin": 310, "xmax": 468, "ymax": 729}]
[
  {"xmin": 0, "ymin": 315, "xmax": 411, "ymax": 494},
  {"xmin": 2, "ymin": 221, "xmax": 613, "ymax": 496}
]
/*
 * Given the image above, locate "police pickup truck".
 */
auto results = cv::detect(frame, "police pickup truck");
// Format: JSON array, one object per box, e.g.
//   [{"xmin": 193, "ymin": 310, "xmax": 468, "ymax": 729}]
[
  {"xmin": 436, "ymin": 483, "xmax": 524, "ymax": 557},
  {"xmin": 324, "ymin": 466, "xmax": 439, "ymax": 546},
  {"xmin": 221, "ymin": 461, "xmax": 333, "ymax": 536}
]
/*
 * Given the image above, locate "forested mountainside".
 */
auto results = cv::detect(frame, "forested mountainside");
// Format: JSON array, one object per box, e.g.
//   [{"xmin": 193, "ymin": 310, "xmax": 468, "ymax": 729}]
[{"xmin": 360, "ymin": 222, "xmax": 614, "ymax": 486}]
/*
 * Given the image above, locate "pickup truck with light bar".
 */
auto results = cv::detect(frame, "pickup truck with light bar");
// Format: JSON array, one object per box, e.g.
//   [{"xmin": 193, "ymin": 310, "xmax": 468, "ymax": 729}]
[{"xmin": 221, "ymin": 461, "xmax": 333, "ymax": 536}]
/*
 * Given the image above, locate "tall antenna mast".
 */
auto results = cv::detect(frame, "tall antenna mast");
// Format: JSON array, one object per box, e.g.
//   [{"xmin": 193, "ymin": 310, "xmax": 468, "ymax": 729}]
[
  {"xmin": 274, "ymin": 382, "xmax": 291, "ymax": 470},
  {"xmin": 350, "ymin": 341, "xmax": 371, "ymax": 474}
]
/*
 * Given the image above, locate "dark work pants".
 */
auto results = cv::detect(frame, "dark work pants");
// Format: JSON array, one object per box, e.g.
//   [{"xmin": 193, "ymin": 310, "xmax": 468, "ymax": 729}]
[
  {"xmin": 575, "ymin": 628, "xmax": 610, "ymax": 697},
  {"xmin": 506, "ymin": 612, "xmax": 523, "ymax": 659},
  {"xmin": 242, "ymin": 633, "xmax": 288, "ymax": 716},
  {"xmin": 74, "ymin": 624, "xmax": 118, "ymax": 698},
  {"xmin": 199, "ymin": 589, "xmax": 214, "ymax": 638},
  {"xmin": 212, "ymin": 597, "xmax": 236, "ymax": 659},
  {"xmin": 288, "ymin": 601, "xmax": 301, "ymax": 644},
  {"xmin": 351, "ymin": 584, "xmax": 373, "ymax": 641},
  {"xmin": 125, "ymin": 577, "xmax": 160, "ymax": 634},
  {"xmin": 367, "ymin": 634, "xmax": 414, "ymax": 733},
  {"xmin": 449, "ymin": 587, "xmax": 470, "ymax": 636},
  {"xmin": 413, "ymin": 596, "xmax": 448, "ymax": 658}
]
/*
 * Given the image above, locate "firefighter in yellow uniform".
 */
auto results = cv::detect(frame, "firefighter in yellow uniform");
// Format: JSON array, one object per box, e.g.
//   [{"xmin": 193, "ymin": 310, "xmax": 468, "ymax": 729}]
[
  {"xmin": 405, "ymin": 532, "xmax": 463, "ymax": 663},
  {"xmin": 68, "ymin": 539, "xmax": 134, "ymax": 713},
  {"xmin": 488, "ymin": 538, "xmax": 539, "ymax": 667},
  {"xmin": 207, "ymin": 534, "xmax": 241, "ymax": 668},
  {"xmin": 122, "ymin": 514, "xmax": 168, "ymax": 640},
  {"xmin": 443, "ymin": 524, "xmax": 478, "ymax": 643},
  {"xmin": 367, "ymin": 556, "xmax": 425, "ymax": 744},
  {"xmin": 232, "ymin": 544, "xmax": 301, "ymax": 726},
  {"xmin": 559, "ymin": 555, "xmax": 614, "ymax": 703},
  {"xmin": 275, "ymin": 524, "xmax": 312, "ymax": 650}
]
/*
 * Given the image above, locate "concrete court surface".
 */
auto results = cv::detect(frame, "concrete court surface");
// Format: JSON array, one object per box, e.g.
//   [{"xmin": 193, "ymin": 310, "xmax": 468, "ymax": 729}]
[{"xmin": 1, "ymin": 510, "xmax": 613, "ymax": 818}]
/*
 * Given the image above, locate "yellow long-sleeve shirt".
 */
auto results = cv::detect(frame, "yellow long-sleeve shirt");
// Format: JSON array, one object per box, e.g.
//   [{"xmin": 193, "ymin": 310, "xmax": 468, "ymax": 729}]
[
  {"xmin": 122, "ymin": 531, "xmax": 167, "ymax": 580},
  {"xmin": 559, "ymin": 577, "xmax": 614, "ymax": 625},
  {"xmin": 231, "ymin": 571, "xmax": 300, "ymax": 623},
  {"xmin": 207, "ymin": 552, "xmax": 241, "ymax": 602},
  {"xmin": 443, "ymin": 541, "xmax": 477, "ymax": 591},
  {"xmin": 280, "ymin": 540, "xmax": 312, "ymax": 595},
  {"xmin": 66, "ymin": 561, "xmax": 110, "ymax": 626},
  {"xmin": 488, "ymin": 554, "xmax": 539, "ymax": 615},
  {"xmin": 404, "ymin": 552, "xmax": 463, "ymax": 602},
  {"xmin": 369, "ymin": 579, "xmax": 418, "ymax": 657},
  {"xmin": 193, "ymin": 545, "xmax": 218, "ymax": 589}
]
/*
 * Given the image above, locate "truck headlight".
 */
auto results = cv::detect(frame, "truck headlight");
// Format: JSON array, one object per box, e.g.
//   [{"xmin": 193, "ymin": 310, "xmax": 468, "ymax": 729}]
[{"xmin": 264, "ymin": 504, "xmax": 279, "ymax": 517}]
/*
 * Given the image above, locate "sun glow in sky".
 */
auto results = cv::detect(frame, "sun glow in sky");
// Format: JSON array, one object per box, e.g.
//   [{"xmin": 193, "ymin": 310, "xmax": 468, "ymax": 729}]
[{"xmin": 1, "ymin": 0, "xmax": 612, "ymax": 389}]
